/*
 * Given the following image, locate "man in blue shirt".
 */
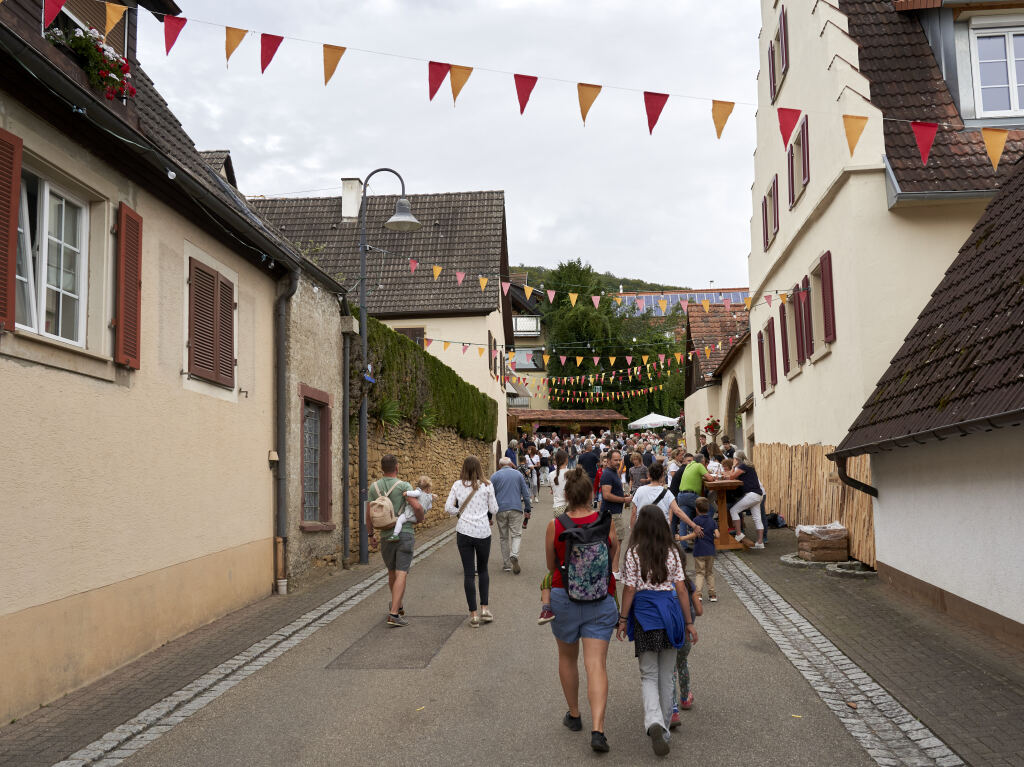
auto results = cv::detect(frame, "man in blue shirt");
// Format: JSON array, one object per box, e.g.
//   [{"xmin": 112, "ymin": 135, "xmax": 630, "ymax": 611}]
[
  {"xmin": 600, "ymin": 449, "xmax": 632, "ymax": 575},
  {"xmin": 490, "ymin": 457, "xmax": 532, "ymax": 574},
  {"xmin": 504, "ymin": 439, "xmax": 519, "ymax": 467}
]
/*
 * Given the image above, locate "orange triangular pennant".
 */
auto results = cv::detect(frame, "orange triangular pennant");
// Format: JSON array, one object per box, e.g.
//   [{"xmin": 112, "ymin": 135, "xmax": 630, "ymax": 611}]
[
  {"xmin": 712, "ymin": 100, "xmax": 734, "ymax": 139},
  {"xmin": 701, "ymin": 299, "xmax": 710, "ymax": 313},
  {"xmin": 479, "ymin": 276, "xmax": 488, "ymax": 292},
  {"xmin": 577, "ymin": 83, "xmax": 601, "ymax": 125},
  {"xmin": 432, "ymin": 265, "xmax": 442, "ymax": 280},
  {"xmin": 225, "ymin": 27, "xmax": 247, "ymax": 65},
  {"xmin": 982, "ymin": 127, "xmax": 1009, "ymax": 171},
  {"xmin": 657, "ymin": 299, "xmax": 668, "ymax": 314},
  {"xmin": 569, "ymin": 292, "xmax": 579, "ymax": 306},
  {"xmin": 744, "ymin": 297, "xmax": 752, "ymax": 310},
  {"xmin": 842, "ymin": 115, "xmax": 868, "ymax": 156},
  {"xmin": 105, "ymin": 2, "xmax": 127, "ymax": 37},
  {"xmin": 450, "ymin": 65, "xmax": 473, "ymax": 103},
  {"xmin": 524, "ymin": 285, "xmax": 534, "ymax": 300},
  {"xmin": 323, "ymin": 44, "xmax": 346, "ymax": 85},
  {"xmin": 443, "ymin": 341, "xmax": 451, "ymax": 351}
]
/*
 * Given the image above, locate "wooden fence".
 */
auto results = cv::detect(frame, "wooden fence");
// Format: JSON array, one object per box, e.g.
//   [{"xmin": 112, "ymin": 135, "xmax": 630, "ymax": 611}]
[{"xmin": 752, "ymin": 443, "xmax": 876, "ymax": 567}]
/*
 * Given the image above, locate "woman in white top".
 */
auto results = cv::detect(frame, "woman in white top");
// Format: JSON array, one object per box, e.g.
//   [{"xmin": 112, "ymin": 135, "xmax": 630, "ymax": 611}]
[
  {"xmin": 526, "ymin": 446, "xmax": 541, "ymax": 502},
  {"xmin": 630, "ymin": 462, "xmax": 703, "ymax": 540},
  {"xmin": 445, "ymin": 455, "xmax": 500, "ymax": 627},
  {"xmin": 665, "ymin": 448, "xmax": 683, "ymax": 486},
  {"xmin": 549, "ymin": 448, "xmax": 569, "ymax": 512}
]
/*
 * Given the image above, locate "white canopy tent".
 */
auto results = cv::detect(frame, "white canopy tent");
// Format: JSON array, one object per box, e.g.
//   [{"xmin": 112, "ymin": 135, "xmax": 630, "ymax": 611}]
[{"xmin": 627, "ymin": 413, "xmax": 679, "ymax": 430}]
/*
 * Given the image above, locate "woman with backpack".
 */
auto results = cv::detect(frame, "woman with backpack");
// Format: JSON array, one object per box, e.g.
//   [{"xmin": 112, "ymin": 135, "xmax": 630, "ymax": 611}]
[
  {"xmin": 616, "ymin": 505, "xmax": 699, "ymax": 756},
  {"xmin": 544, "ymin": 467, "xmax": 620, "ymax": 753},
  {"xmin": 444, "ymin": 456, "xmax": 500, "ymax": 627}
]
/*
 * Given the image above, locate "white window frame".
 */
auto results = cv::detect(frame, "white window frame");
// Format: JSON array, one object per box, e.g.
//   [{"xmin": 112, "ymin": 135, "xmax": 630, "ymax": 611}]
[
  {"xmin": 15, "ymin": 186, "xmax": 37, "ymax": 331},
  {"xmin": 970, "ymin": 25, "xmax": 1024, "ymax": 117},
  {"xmin": 15, "ymin": 171, "xmax": 90, "ymax": 347}
]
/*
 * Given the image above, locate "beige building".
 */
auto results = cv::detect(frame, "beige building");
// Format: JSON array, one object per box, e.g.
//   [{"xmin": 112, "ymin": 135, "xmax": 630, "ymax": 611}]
[
  {"xmin": 507, "ymin": 275, "xmax": 548, "ymax": 410},
  {"xmin": 747, "ymin": 0, "xmax": 1023, "ymax": 547}
]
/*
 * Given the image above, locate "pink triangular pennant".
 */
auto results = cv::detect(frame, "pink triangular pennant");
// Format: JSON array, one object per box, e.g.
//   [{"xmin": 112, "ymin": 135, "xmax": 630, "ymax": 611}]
[
  {"xmin": 723, "ymin": 298, "xmax": 731, "ymax": 312},
  {"xmin": 659, "ymin": 354, "xmax": 665, "ymax": 364},
  {"xmin": 455, "ymin": 271, "xmax": 466, "ymax": 286},
  {"xmin": 163, "ymin": 15, "xmax": 187, "ymax": 54},
  {"xmin": 799, "ymin": 290, "xmax": 808, "ymax": 304},
  {"xmin": 428, "ymin": 61, "xmax": 451, "ymax": 101},
  {"xmin": 514, "ymin": 74, "xmax": 538, "ymax": 115},
  {"xmin": 260, "ymin": 33, "xmax": 284, "ymax": 73},
  {"xmin": 681, "ymin": 298, "xmax": 689, "ymax": 314},
  {"xmin": 778, "ymin": 107, "xmax": 802, "ymax": 146},
  {"xmin": 644, "ymin": 91, "xmax": 669, "ymax": 134},
  {"xmin": 491, "ymin": 349, "xmax": 499, "ymax": 358},
  {"xmin": 547, "ymin": 289, "xmax": 556, "ymax": 303},
  {"xmin": 409, "ymin": 258, "xmax": 418, "ymax": 274},
  {"xmin": 765, "ymin": 294, "xmax": 773, "ymax": 307},
  {"xmin": 626, "ymin": 356, "xmax": 633, "ymax": 365},
  {"xmin": 911, "ymin": 121, "xmax": 938, "ymax": 165},
  {"xmin": 424, "ymin": 338, "xmax": 432, "ymax": 348},
  {"xmin": 559, "ymin": 356, "xmax": 567, "ymax": 365},
  {"xmin": 593, "ymin": 356, "xmax": 600, "ymax": 365},
  {"xmin": 501, "ymin": 281, "xmax": 510, "ymax": 295},
  {"xmin": 591, "ymin": 295, "xmax": 600, "ymax": 309},
  {"xmin": 462, "ymin": 344, "xmax": 469, "ymax": 354}
]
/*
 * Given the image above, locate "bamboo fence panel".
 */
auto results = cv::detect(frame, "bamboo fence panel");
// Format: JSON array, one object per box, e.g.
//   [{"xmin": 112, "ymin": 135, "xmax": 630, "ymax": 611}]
[{"xmin": 752, "ymin": 443, "xmax": 875, "ymax": 567}]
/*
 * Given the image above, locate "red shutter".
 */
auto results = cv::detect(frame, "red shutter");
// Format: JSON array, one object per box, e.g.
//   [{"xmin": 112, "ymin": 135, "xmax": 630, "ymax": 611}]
[
  {"xmin": 779, "ymin": 303, "xmax": 790, "ymax": 375},
  {"xmin": 216, "ymin": 274, "xmax": 235, "ymax": 388},
  {"xmin": 787, "ymin": 145, "xmax": 795, "ymax": 209},
  {"xmin": 802, "ymin": 274, "xmax": 814, "ymax": 356},
  {"xmin": 114, "ymin": 202, "xmax": 143, "ymax": 369},
  {"xmin": 768, "ymin": 42, "xmax": 777, "ymax": 102},
  {"xmin": 0, "ymin": 127, "xmax": 22, "ymax": 332},
  {"xmin": 188, "ymin": 257, "xmax": 217, "ymax": 382},
  {"xmin": 767, "ymin": 318, "xmax": 778, "ymax": 386},
  {"xmin": 792, "ymin": 284, "xmax": 805, "ymax": 363},
  {"xmin": 772, "ymin": 175, "xmax": 780, "ymax": 233},
  {"xmin": 780, "ymin": 6, "xmax": 789, "ymax": 74},
  {"xmin": 761, "ymin": 196, "xmax": 769, "ymax": 250},
  {"xmin": 757, "ymin": 330, "xmax": 766, "ymax": 393},
  {"xmin": 820, "ymin": 250, "xmax": 836, "ymax": 343},
  {"xmin": 801, "ymin": 117, "xmax": 810, "ymax": 186}
]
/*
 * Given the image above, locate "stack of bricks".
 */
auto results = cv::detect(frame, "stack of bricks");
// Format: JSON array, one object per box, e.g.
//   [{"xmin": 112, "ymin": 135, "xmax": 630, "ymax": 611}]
[{"xmin": 797, "ymin": 526, "xmax": 849, "ymax": 562}]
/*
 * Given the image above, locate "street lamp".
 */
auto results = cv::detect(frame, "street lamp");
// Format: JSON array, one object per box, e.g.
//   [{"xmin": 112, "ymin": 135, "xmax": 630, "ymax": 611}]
[{"xmin": 358, "ymin": 168, "xmax": 422, "ymax": 564}]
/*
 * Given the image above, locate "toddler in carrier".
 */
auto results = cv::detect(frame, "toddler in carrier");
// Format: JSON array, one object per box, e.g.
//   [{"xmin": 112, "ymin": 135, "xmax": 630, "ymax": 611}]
[{"xmin": 387, "ymin": 476, "xmax": 433, "ymax": 540}]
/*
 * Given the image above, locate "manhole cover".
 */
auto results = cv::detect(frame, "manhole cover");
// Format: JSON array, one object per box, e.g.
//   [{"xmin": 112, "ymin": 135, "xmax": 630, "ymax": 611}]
[{"xmin": 327, "ymin": 615, "xmax": 465, "ymax": 670}]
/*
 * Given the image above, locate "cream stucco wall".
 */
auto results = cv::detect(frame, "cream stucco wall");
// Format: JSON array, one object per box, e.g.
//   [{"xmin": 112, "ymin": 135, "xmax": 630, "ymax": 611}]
[
  {"xmin": 0, "ymin": 93, "xmax": 276, "ymax": 721},
  {"xmin": 870, "ymin": 428, "xmax": 1024, "ymax": 624},
  {"xmin": 684, "ymin": 341, "xmax": 755, "ymax": 455}
]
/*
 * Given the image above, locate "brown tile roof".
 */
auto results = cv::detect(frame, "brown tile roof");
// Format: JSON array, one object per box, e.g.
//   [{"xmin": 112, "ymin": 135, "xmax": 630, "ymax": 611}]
[
  {"xmin": 198, "ymin": 150, "xmax": 236, "ymax": 187},
  {"xmin": 509, "ymin": 409, "xmax": 626, "ymax": 423},
  {"xmin": 686, "ymin": 305, "xmax": 750, "ymax": 382},
  {"xmin": 834, "ymin": 156, "xmax": 1024, "ymax": 457},
  {"xmin": 841, "ymin": 1, "xmax": 1024, "ymax": 194},
  {"xmin": 250, "ymin": 192, "xmax": 508, "ymax": 317},
  {"xmin": 891, "ymin": 0, "xmax": 941, "ymax": 10}
]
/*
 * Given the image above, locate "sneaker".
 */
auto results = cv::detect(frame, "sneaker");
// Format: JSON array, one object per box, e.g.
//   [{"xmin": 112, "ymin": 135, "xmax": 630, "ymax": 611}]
[
  {"xmin": 469, "ymin": 614, "xmax": 480, "ymax": 628},
  {"xmin": 709, "ymin": 594, "xmax": 718, "ymax": 603},
  {"xmin": 669, "ymin": 707, "xmax": 681, "ymax": 729},
  {"xmin": 590, "ymin": 731, "xmax": 610, "ymax": 753},
  {"xmin": 563, "ymin": 711, "xmax": 582, "ymax": 732},
  {"xmin": 503, "ymin": 565, "xmax": 513, "ymax": 573},
  {"xmin": 647, "ymin": 725, "xmax": 670, "ymax": 756},
  {"xmin": 733, "ymin": 531, "xmax": 746, "ymax": 542},
  {"xmin": 511, "ymin": 555, "xmax": 521, "ymax": 574},
  {"xmin": 753, "ymin": 542, "xmax": 765, "ymax": 549},
  {"xmin": 538, "ymin": 607, "xmax": 555, "ymax": 625},
  {"xmin": 386, "ymin": 613, "xmax": 408, "ymax": 627},
  {"xmin": 480, "ymin": 608, "xmax": 494, "ymax": 623},
  {"xmin": 398, "ymin": 606, "xmax": 405, "ymax": 616},
  {"xmin": 679, "ymin": 692, "xmax": 694, "ymax": 710}
]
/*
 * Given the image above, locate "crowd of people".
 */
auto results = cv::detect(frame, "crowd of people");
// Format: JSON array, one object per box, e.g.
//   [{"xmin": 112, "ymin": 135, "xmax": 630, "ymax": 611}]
[{"xmin": 364, "ymin": 427, "xmax": 771, "ymax": 757}]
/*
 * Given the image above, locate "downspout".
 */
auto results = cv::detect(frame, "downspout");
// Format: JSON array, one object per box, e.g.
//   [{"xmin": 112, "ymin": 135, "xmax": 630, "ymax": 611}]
[
  {"xmin": 833, "ymin": 454, "xmax": 879, "ymax": 498},
  {"xmin": 274, "ymin": 268, "xmax": 300, "ymax": 593},
  {"xmin": 337, "ymin": 295, "xmax": 352, "ymax": 568}
]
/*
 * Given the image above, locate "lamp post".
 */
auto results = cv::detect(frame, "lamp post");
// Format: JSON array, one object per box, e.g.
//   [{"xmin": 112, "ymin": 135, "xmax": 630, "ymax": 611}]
[{"xmin": 357, "ymin": 169, "xmax": 421, "ymax": 565}]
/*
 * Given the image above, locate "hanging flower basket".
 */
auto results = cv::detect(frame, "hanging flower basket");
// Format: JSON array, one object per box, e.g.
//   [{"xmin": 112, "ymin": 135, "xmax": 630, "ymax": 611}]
[
  {"xmin": 45, "ymin": 27, "xmax": 136, "ymax": 101},
  {"xmin": 703, "ymin": 415, "xmax": 721, "ymax": 436}
]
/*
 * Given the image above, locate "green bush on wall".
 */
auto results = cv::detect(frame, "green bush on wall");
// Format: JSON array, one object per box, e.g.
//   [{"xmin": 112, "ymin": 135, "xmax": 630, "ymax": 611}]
[{"xmin": 350, "ymin": 318, "xmax": 497, "ymax": 442}]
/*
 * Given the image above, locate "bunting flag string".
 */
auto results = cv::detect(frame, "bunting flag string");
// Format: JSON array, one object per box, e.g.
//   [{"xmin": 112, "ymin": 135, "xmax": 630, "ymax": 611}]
[
  {"xmin": 712, "ymin": 100, "xmax": 734, "ymax": 138},
  {"xmin": 323, "ymin": 44, "xmax": 346, "ymax": 85},
  {"xmin": 225, "ymin": 27, "xmax": 247, "ymax": 66},
  {"xmin": 577, "ymin": 83, "xmax": 601, "ymax": 125},
  {"xmin": 911, "ymin": 121, "xmax": 938, "ymax": 166},
  {"xmin": 105, "ymin": 1, "xmax": 128, "ymax": 36},
  {"xmin": 643, "ymin": 91, "xmax": 669, "ymax": 134},
  {"xmin": 428, "ymin": 61, "xmax": 450, "ymax": 100},
  {"xmin": 260, "ymin": 33, "xmax": 283, "ymax": 73},
  {"xmin": 514, "ymin": 74, "xmax": 538, "ymax": 114},
  {"xmin": 163, "ymin": 14, "xmax": 186, "ymax": 54},
  {"xmin": 450, "ymin": 65, "xmax": 473, "ymax": 104}
]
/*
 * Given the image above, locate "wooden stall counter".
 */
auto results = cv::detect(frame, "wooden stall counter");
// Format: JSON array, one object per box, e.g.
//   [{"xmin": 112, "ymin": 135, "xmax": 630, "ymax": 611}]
[{"xmin": 702, "ymin": 477, "xmax": 750, "ymax": 552}]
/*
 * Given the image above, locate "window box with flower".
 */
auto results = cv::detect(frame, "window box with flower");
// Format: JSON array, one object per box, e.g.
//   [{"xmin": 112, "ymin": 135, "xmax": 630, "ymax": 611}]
[
  {"xmin": 703, "ymin": 416, "xmax": 721, "ymax": 437},
  {"xmin": 44, "ymin": 27, "xmax": 136, "ymax": 101}
]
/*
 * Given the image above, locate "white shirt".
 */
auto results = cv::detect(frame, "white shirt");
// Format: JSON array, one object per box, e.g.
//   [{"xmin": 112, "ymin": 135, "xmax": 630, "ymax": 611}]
[
  {"xmin": 445, "ymin": 480, "xmax": 499, "ymax": 539},
  {"xmin": 631, "ymin": 483, "xmax": 675, "ymax": 525},
  {"xmin": 550, "ymin": 467, "xmax": 568, "ymax": 508},
  {"xmin": 528, "ymin": 454, "xmax": 540, "ymax": 468},
  {"xmin": 707, "ymin": 460, "xmax": 724, "ymax": 477},
  {"xmin": 539, "ymin": 448, "xmax": 551, "ymax": 459}
]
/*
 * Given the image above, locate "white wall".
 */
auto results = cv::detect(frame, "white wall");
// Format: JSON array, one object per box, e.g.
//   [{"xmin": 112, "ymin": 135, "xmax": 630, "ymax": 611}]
[{"xmin": 871, "ymin": 427, "xmax": 1024, "ymax": 624}]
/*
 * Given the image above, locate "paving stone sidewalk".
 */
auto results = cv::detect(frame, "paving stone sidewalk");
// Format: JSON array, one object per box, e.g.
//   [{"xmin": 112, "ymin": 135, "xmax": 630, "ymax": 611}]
[
  {"xmin": 0, "ymin": 523, "xmax": 456, "ymax": 767},
  {"xmin": 737, "ymin": 533, "xmax": 1024, "ymax": 767}
]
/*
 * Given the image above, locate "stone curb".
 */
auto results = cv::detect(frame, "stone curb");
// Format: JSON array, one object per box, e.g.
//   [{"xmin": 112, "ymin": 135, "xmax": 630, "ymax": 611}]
[{"xmin": 779, "ymin": 552, "xmax": 829, "ymax": 569}]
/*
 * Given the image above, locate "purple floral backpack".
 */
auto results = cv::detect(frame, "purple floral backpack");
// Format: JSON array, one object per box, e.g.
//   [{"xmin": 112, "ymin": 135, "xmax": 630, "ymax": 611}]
[{"xmin": 557, "ymin": 510, "xmax": 613, "ymax": 603}]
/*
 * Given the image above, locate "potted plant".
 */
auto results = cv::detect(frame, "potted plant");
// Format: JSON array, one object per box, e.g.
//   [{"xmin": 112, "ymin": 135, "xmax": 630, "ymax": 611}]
[{"xmin": 45, "ymin": 26, "xmax": 137, "ymax": 101}]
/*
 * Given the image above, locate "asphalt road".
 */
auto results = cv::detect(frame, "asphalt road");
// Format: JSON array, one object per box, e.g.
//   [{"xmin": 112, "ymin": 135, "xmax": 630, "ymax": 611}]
[{"xmin": 124, "ymin": 492, "xmax": 873, "ymax": 767}]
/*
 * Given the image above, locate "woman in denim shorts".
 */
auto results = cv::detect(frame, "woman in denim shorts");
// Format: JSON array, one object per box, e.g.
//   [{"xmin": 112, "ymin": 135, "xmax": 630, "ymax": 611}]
[{"xmin": 544, "ymin": 467, "xmax": 620, "ymax": 754}]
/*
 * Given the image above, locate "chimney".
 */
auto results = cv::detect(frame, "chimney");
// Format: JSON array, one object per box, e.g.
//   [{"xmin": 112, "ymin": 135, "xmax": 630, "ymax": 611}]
[{"xmin": 341, "ymin": 178, "xmax": 363, "ymax": 221}]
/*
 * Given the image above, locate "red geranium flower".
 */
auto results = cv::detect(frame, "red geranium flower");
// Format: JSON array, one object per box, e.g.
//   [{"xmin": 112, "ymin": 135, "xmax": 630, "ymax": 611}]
[{"xmin": 121, "ymin": 62, "xmax": 130, "ymax": 74}]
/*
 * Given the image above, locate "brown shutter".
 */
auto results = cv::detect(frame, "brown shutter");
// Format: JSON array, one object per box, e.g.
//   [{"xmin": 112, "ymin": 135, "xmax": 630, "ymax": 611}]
[
  {"xmin": 802, "ymin": 274, "xmax": 814, "ymax": 356},
  {"xmin": 321, "ymin": 400, "xmax": 333, "ymax": 522},
  {"xmin": 0, "ymin": 127, "xmax": 22, "ymax": 332},
  {"xmin": 787, "ymin": 144, "xmax": 795, "ymax": 209},
  {"xmin": 114, "ymin": 202, "xmax": 143, "ymax": 369},
  {"xmin": 761, "ymin": 197, "xmax": 769, "ymax": 250},
  {"xmin": 780, "ymin": 6, "xmax": 789, "ymax": 74},
  {"xmin": 216, "ymin": 274, "xmax": 235, "ymax": 388},
  {"xmin": 768, "ymin": 42, "xmax": 777, "ymax": 102},
  {"xmin": 792, "ymin": 284, "xmax": 805, "ymax": 363},
  {"xmin": 801, "ymin": 118, "xmax": 810, "ymax": 186},
  {"xmin": 767, "ymin": 318, "xmax": 778, "ymax": 386},
  {"xmin": 779, "ymin": 303, "xmax": 790, "ymax": 375},
  {"xmin": 188, "ymin": 257, "xmax": 217, "ymax": 382},
  {"xmin": 757, "ymin": 330, "xmax": 766, "ymax": 393},
  {"xmin": 820, "ymin": 251, "xmax": 836, "ymax": 343},
  {"xmin": 772, "ymin": 175, "xmax": 780, "ymax": 233}
]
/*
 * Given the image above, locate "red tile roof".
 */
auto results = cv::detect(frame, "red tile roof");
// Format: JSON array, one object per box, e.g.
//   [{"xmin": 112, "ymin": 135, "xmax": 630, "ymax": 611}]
[
  {"xmin": 834, "ymin": 157, "xmax": 1024, "ymax": 457},
  {"xmin": 509, "ymin": 409, "xmax": 626, "ymax": 423},
  {"xmin": 686, "ymin": 305, "xmax": 750, "ymax": 382}
]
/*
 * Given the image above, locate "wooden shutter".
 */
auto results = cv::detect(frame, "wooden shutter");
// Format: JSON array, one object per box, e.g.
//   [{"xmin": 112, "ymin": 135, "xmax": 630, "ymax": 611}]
[
  {"xmin": 780, "ymin": 6, "xmax": 789, "ymax": 74},
  {"xmin": 767, "ymin": 318, "xmax": 778, "ymax": 386},
  {"xmin": 779, "ymin": 303, "xmax": 790, "ymax": 375},
  {"xmin": 757, "ymin": 330, "xmax": 766, "ymax": 393},
  {"xmin": 802, "ymin": 274, "xmax": 814, "ymax": 356},
  {"xmin": 188, "ymin": 257, "xmax": 218, "ymax": 383},
  {"xmin": 761, "ymin": 197, "xmax": 769, "ymax": 250},
  {"xmin": 820, "ymin": 251, "xmax": 836, "ymax": 343},
  {"xmin": 792, "ymin": 284, "xmax": 805, "ymax": 363},
  {"xmin": 395, "ymin": 326, "xmax": 425, "ymax": 347},
  {"xmin": 114, "ymin": 202, "xmax": 143, "ymax": 369},
  {"xmin": 768, "ymin": 42, "xmax": 777, "ymax": 102},
  {"xmin": 801, "ymin": 117, "xmax": 810, "ymax": 186},
  {"xmin": 772, "ymin": 175, "xmax": 780, "ymax": 233},
  {"xmin": 787, "ymin": 145, "xmax": 796, "ymax": 209},
  {"xmin": 0, "ymin": 127, "xmax": 22, "ymax": 332},
  {"xmin": 216, "ymin": 274, "xmax": 235, "ymax": 388}
]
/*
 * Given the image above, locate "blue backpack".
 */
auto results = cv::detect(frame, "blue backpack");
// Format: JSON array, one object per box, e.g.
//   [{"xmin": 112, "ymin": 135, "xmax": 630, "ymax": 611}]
[{"xmin": 557, "ymin": 510, "xmax": 613, "ymax": 603}]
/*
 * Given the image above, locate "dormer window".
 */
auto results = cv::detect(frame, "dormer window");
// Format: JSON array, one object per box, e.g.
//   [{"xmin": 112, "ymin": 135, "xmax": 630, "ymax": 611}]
[{"xmin": 971, "ymin": 27, "xmax": 1024, "ymax": 116}]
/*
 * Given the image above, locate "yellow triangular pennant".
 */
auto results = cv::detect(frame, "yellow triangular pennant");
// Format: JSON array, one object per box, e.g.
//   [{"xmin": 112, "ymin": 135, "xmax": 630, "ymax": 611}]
[
  {"xmin": 744, "ymin": 297, "xmax": 752, "ymax": 310},
  {"xmin": 432, "ymin": 265, "xmax": 443, "ymax": 280},
  {"xmin": 657, "ymin": 299, "xmax": 668, "ymax": 314},
  {"xmin": 609, "ymin": 356, "xmax": 616, "ymax": 366},
  {"xmin": 842, "ymin": 115, "xmax": 869, "ymax": 157},
  {"xmin": 478, "ymin": 347, "xmax": 485, "ymax": 357},
  {"xmin": 780, "ymin": 293, "xmax": 788, "ymax": 305},
  {"xmin": 701, "ymin": 299, "xmax": 710, "ymax": 313},
  {"xmin": 450, "ymin": 65, "xmax": 473, "ymax": 103},
  {"xmin": 712, "ymin": 100, "xmax": 735, "ymax": 139},
  {"xmin": 577, "ymin": 83, "xmax": 602, "ymax": 125},
  {"xmin": 323, "ymin": 44, "xmax": 346, "ymax": 85},
  {"xmin": 642, "ymin": 355, "xmax": 649, "ymax": 365},
  {"xmin": 524, "ymin": 285, "xmax": 534, "ymax": 300},
  {"xmin": 674, "ymin": 352, "xmax": 682, "ymax": 364},
  {"xmin": 569, "ymin": 292, "xmax": 579, "ymax": 306},
  {"xmin": 575, "ymin": 356, "xmax": 584, "ymax": 367},
  {"xmin": 982, "ymin": 127, "xmax": 1009, "ymax": 171},
  {"xmin": 443, "ymin": 341, "xmax": 451, "ymax": 351},
  {"xmin": 225, "ymin": 27, "xmax": 247, "ymax": 65},
  {"xmin": 705, "ymin": 346, "xmax": 711, "ymax": 358},
  {"xmin": 479, "ymin": 276, "xmax": 488, "ymax": 292},
  {"xmin": 543, "ymin": 354, "xmax": 550, "ymax": 365},
  {"xmin": 105, "ymin": 2, "xmax": 128, "ymax": 37},
  {"xmin": 614, "ymin": 296, "xmax": 623, "ymax": 305}
]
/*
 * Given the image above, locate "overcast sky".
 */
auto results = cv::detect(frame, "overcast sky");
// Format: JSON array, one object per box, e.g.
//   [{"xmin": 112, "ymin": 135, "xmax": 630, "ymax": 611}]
[{"xmin": 138, "ymin": 1, "xmax": 761, "ymax": 290}]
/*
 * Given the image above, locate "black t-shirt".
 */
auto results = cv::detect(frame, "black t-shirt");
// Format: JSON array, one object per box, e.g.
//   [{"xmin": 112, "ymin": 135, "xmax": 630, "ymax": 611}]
[
  {"xmin": 578, "ymin": 450, "xmax": 600, "ymax": 479},
  {"xmin": 699, "ymin": 445, "xmax": 710, "ymax": 461},
  {"xmin": 738, "ymin": 464, "xmax": 762, "ymax": 495},
  {"xmin": 722, "ymin": 446, "xmax": 736, "ymax": 459},
  {"xmin": 600, "ymin": 467, "xmax": 625, "ymax": 514},
  {"xmin": 642, "ymin": 451, "xmax": 654, "ymax": 468}
]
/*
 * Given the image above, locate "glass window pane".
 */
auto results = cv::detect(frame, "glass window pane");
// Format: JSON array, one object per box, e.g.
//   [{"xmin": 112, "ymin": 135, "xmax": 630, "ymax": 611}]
[
  {"xmin": 980, "ymin": 60, "xmax": 1009, "ymax": 86},
  {"xmin": 1016, "ymin": 59, "xmax": 1024, "ymax": 86},
  {"xmin": 45, "ymin": 288, "xmax": 59, "ymax": 335},
  {"xmin": 978, "ymin": 35, "xmax": 1007, "ymax": 62},
  {"xmin": 48, "ymin": 195, "xmax": 63, "ymax": 239},
  {"xmin": 60, "ymin": 293, "xmax": 78, "ymax": 341},
  {"xmin": 47, "ymin": 240, "xmax": 61, "ymax": 287},
  {"xmin": 15, "ymin": 277, "xmax": 31, "ymax": 327},
  {"xmin": 62, "ymin": 248, "xmax": 78, "ymax": 293},
  {"xmin": 982, "ymin": 86, "xmax": 1012, "ymax": 112},
  {"xmin": 1014, "ymin": 34, "xmax": 1024, "ymax": 59},
  {"xmin": 15, "ymin": 201, "xmax": 33, "ymax": 328},
  {"xmin": 63, "ymin": 202, "xmax": 80, "ymax": 249},
  {"xmin": 1019, "ymin": 84, "xmax": 1024, "ymax": 109}
]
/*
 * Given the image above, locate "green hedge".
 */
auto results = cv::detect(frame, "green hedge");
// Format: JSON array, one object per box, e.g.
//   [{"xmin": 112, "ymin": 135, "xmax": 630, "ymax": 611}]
[{"xmin": 350, "ymin": 318, "xmax": 497, "ymax": 442}]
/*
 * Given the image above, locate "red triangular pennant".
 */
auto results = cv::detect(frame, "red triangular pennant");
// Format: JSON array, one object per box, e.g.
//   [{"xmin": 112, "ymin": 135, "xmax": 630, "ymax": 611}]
[
  {"xmin": 163, "ymin": 15, "xmax": 187, "ymax": 55},
  {"xmin": 260, "ymin": 34, "xmax": 284, "ymax": 74},
  {"xmin": 643, "ymin": 92, "xmax": 669, "ymax": 134},
  {"xmin": 429, "ymin": 61, "xmax": 451, "ymax": 101},
  {"xmin": 514, "ymin": 74, "xmax": 538, "ymax": 115},
  {"xmin": 409, "ymin": 259, "xmax": 418, "ymax": 274},
  {"xmin": 778, "ymin": 107, "xmax": 802, "ymax": 146},
  {"xmin": 44, "ymin": 0, "xmax": 67, "ymax": 27},
  {"xmin": 911, "ymin": 121, "xmax": 939, "ymax": 165}
]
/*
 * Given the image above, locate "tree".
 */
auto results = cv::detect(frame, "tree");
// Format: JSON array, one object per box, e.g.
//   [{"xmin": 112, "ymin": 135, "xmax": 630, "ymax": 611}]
[{"xmin": 540, "ymin": 259, "xmax": 688, "ymax": 423}]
